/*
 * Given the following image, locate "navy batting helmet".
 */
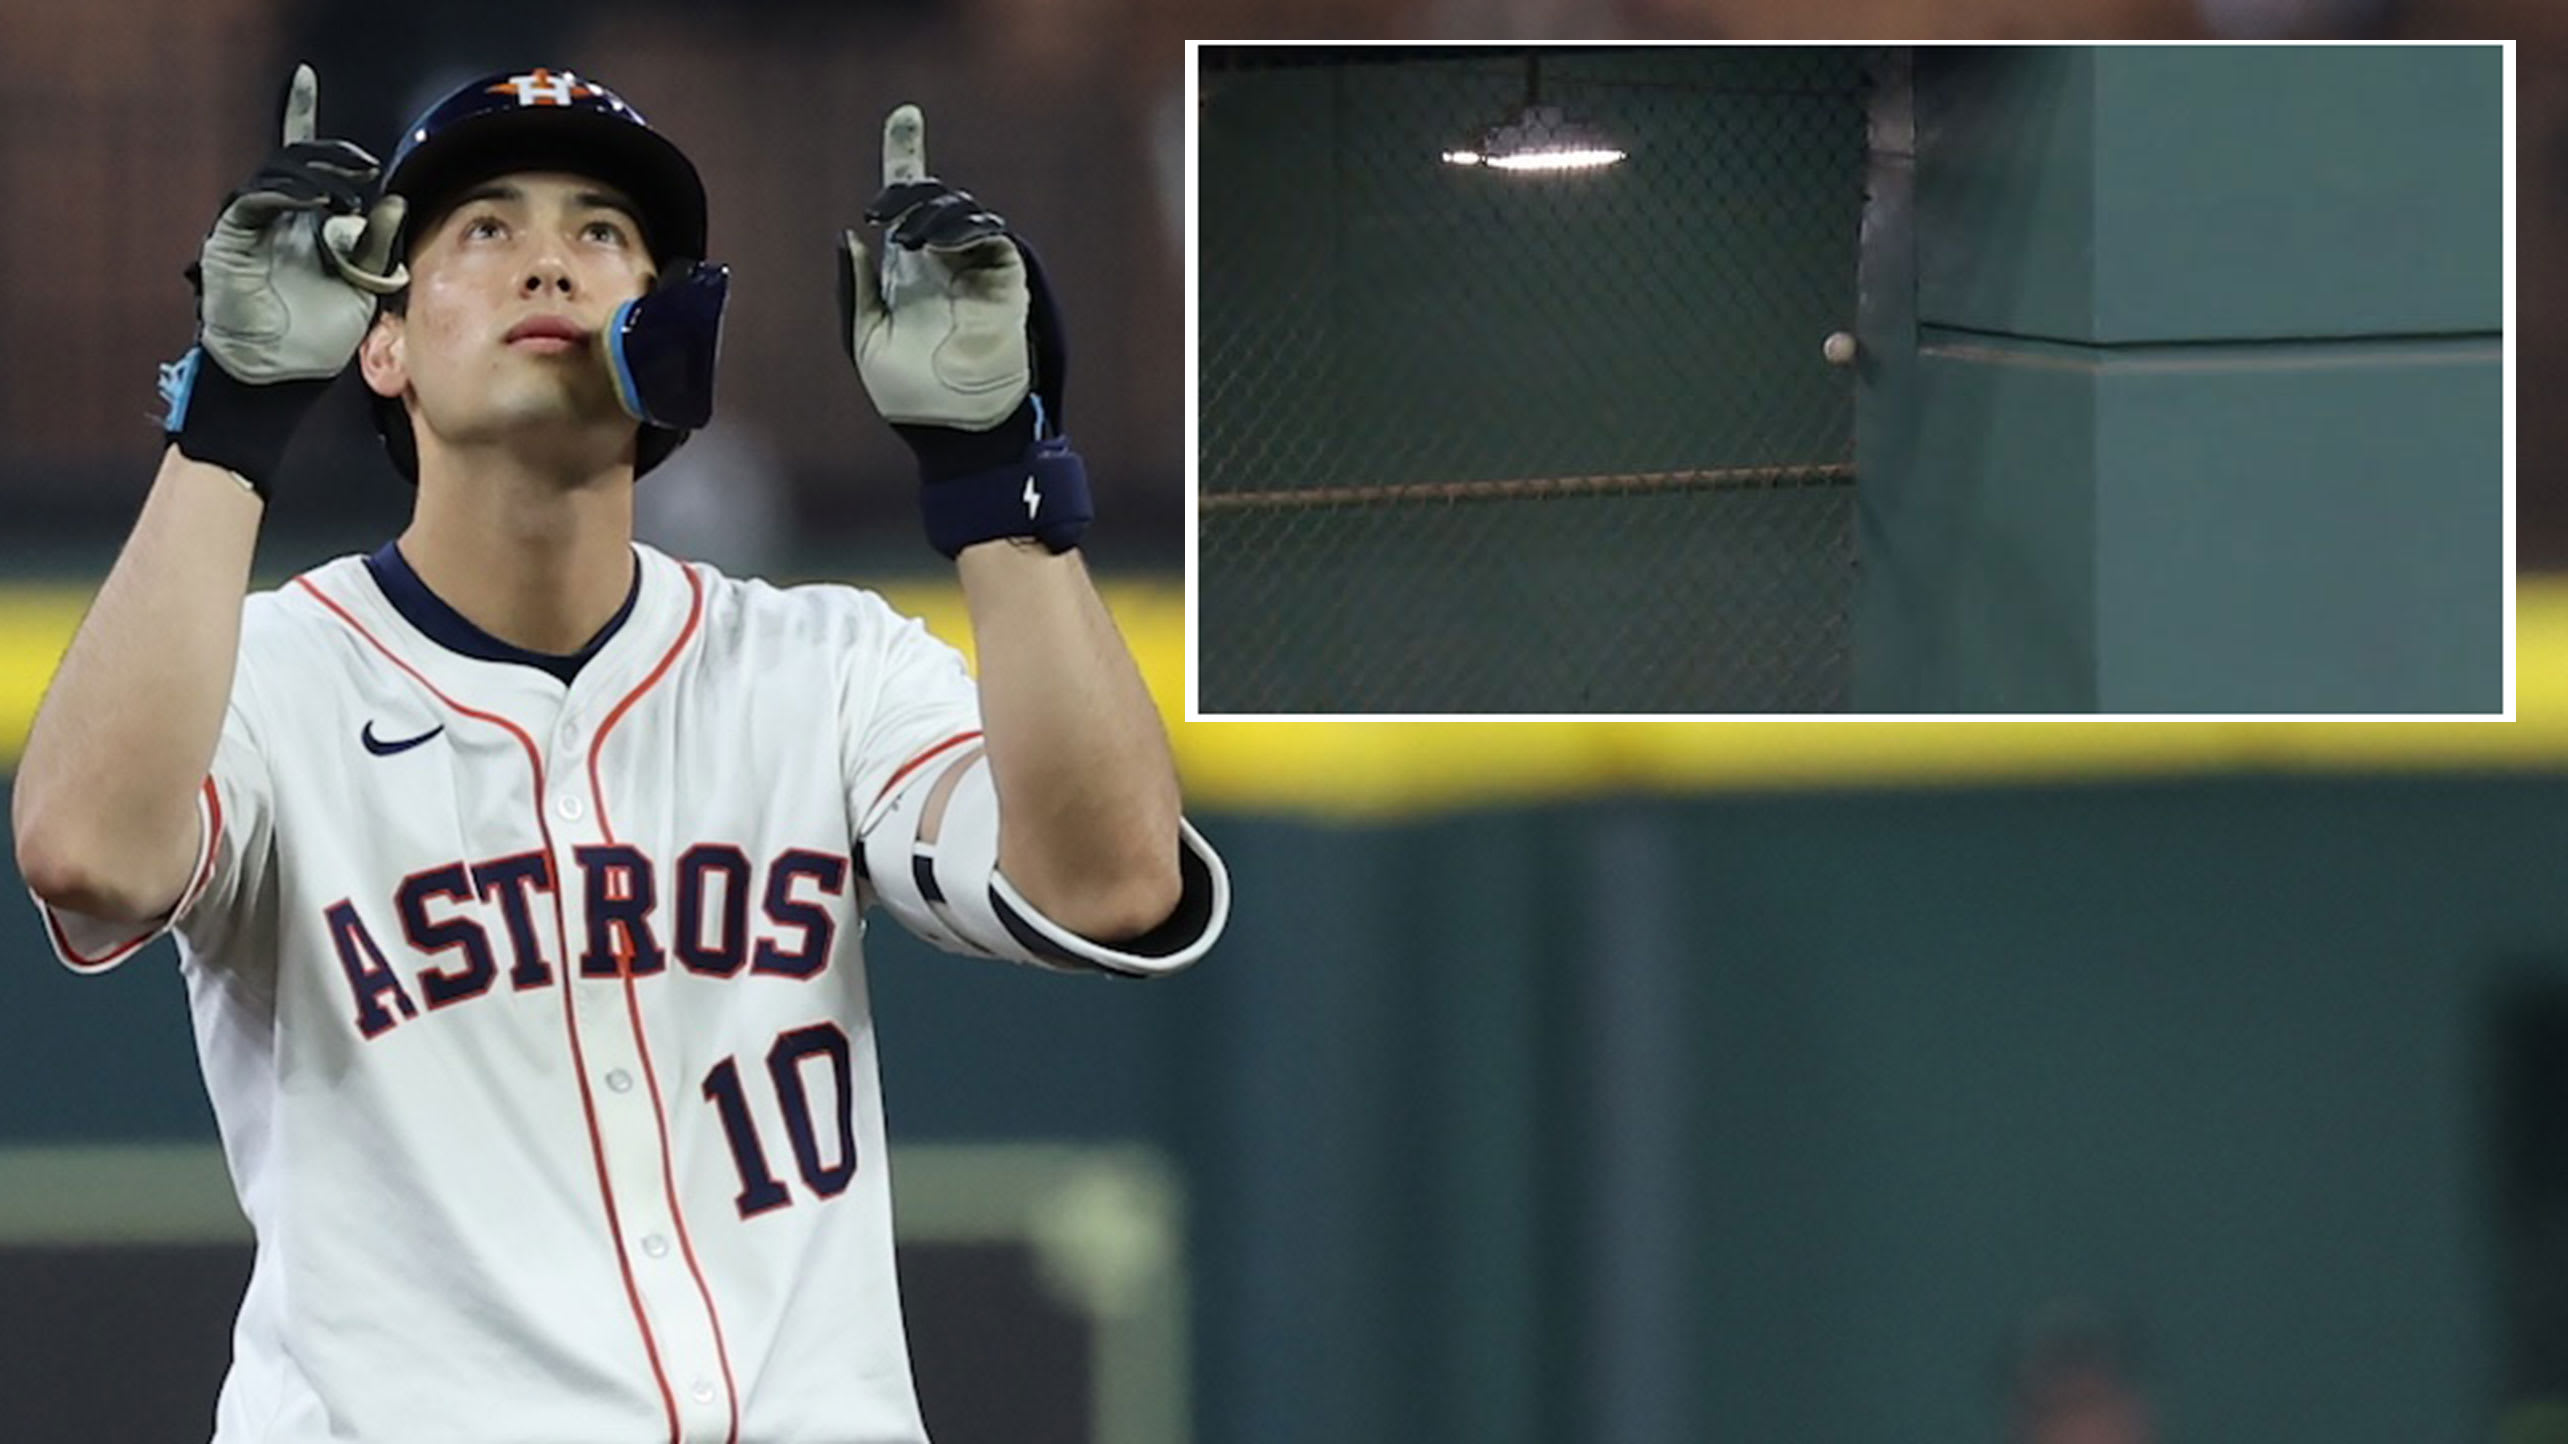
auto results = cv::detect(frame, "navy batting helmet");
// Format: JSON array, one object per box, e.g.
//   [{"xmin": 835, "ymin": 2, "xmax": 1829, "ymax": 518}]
[{"xmin": 372, "ymin": 67, "xmax": 709, "ymax": 481}]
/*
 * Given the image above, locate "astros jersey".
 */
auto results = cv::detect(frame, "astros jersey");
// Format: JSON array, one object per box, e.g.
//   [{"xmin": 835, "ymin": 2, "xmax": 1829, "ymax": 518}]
[{"xmin": 33, "ymin": 541, "xmax": 1228, "ymax": 1444}]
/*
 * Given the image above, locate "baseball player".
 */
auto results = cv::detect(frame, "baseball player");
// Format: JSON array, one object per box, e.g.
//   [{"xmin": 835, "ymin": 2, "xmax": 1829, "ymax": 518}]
[{"xmin": 10, "ymin": 63, "xmax": 1227, "ymax": 1443}]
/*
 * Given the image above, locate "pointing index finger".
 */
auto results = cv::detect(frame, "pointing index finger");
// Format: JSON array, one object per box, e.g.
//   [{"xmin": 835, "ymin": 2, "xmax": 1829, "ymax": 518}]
[
  {"xmin": 882, "ymin": 104, "xmax": 925, "ymax": 187},
  {"xmin": 282, "ymin": 63, "xmax": 318, "ymax": 146}
]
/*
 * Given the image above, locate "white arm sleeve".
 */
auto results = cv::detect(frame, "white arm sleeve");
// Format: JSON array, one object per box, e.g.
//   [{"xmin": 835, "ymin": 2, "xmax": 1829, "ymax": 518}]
[
  {"xmin": 858, "ymin": 748, "xmax": 1229, "ymax": 977},
  {"xmin": 838, "ymin": 589, "xmax": 1229, "ymax": 976}
]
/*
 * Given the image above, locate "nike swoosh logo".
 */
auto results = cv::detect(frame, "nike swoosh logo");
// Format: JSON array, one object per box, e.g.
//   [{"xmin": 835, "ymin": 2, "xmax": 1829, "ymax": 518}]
[{"xmin": 362, "ymin": 721, "xmax": 446, "ymax": 757}]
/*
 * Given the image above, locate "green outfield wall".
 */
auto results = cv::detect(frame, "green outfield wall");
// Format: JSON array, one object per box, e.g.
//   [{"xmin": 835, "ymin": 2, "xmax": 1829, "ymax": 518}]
[
  {"xmin": 4, "ymin": 771, "xmax": 2558, "ymax": 1442},
  {"xmin": 1858, "ymin": 45, "xmax": 2504, "ymax": 711}
]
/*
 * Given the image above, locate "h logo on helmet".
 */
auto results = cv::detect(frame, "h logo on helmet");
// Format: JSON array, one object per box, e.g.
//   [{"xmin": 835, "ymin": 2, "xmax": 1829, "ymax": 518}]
[{"xmin": 488, "ymin": 68, "xmax": 616, "ymax": 109}]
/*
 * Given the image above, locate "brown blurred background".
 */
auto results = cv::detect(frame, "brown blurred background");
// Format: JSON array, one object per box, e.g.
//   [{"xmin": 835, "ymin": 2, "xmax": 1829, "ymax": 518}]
[{"xmin": 0, "ymin": 0, "xmax": 2525, "ymax": 573}]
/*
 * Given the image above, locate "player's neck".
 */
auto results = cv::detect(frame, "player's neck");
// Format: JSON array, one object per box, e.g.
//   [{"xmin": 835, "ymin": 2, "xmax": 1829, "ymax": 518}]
[{"xmin": 400, "ymin": 463, "xmax": 639, "ymax": 657}]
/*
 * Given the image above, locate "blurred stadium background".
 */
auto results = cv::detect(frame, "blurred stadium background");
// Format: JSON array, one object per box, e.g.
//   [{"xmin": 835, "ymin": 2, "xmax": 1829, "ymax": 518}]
[{"xmin": 0, "ymin": 2, "xmax": 2551, "ymax": 1443}]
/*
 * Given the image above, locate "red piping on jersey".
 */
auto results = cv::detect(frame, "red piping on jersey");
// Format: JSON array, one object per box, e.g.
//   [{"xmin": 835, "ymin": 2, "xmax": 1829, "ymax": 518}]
[
  {"xmin": 869, "ymin": 729, "xmax": 985, "ymax": 815},
  {"xmin": 297, "ymin": 574, "xmax": 686, "ymax": 1444},
  {"xmin": 583, "ymin": 561, "xmax": 707, "ymax": 845},
  {"xmin": 582, "ymin": 562, "xmax": 746, "ymax": 1444},
  {"xmin": 43, "ymin": 777, "xmax": 225, "ymax": 972}
]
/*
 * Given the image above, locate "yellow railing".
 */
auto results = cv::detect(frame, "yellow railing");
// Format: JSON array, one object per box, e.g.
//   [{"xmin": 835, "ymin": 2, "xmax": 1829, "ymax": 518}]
[{"xmin": 1, "ymin": 574, "xmax": 2546, "ymax": 820}]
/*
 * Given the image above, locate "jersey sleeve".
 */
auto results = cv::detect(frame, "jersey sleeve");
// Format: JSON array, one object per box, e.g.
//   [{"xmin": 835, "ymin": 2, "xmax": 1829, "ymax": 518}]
[
  {"xmin": 839, "ymin": 590, "xmax": 1229, "ymax": 977},
  {"xmin": 839, "ymin": 596, "xmax": 989, "ymax": 829},
  {"xmin": 33, "ymin": 691, "xmax": 276, "ymax": 974}
]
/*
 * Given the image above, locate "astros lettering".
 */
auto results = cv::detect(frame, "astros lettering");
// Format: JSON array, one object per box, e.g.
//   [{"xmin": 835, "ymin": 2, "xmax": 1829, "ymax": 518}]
[{"xmin": 330, "ymin": 844, "xmax": 855, "ymax": 1037}]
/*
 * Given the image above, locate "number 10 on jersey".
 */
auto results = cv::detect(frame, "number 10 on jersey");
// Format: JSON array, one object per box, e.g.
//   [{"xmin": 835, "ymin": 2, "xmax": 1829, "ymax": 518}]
[{"xmin": 701, "ymin": 1022, "xmax": 858, "ymax": 1216}]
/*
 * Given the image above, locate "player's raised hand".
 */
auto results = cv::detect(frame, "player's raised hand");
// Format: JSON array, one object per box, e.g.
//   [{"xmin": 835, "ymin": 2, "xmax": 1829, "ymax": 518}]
[
  {"xmin": 837, "ymin": 104, "xmax": 1033, "ymax": 434},
  {"xmin": 194, "ymin": 64, "xmax": 407, "ymax": 386},
  {"xmin": 836, "ymin": 104, "xmax": 1088, "ymax": 556},
  {"xmin": 168, "ymin": 63, "xmax": 408, "ymax": 495}
]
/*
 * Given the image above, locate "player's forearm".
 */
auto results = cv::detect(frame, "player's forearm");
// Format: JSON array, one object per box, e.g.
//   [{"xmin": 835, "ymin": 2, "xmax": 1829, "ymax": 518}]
[
  {"xmin": 11, "ymin": 446, "xmax": 262, "ymax": 919},
  {"xmin": 954, "ymin": 540, "xmax": 1183, "ymax": 940}
]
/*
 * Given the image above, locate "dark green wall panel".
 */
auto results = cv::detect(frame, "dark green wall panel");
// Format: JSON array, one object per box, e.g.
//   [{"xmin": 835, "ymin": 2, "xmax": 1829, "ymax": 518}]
[
  {"xmin": 2095, "ymin": 341, "xmax": 2504, "ymax": 711},
  {"xmin": 1869, "ymin": 46, "xmax": 2502, "ymax": 711},
  {"xmin": 2090, "ymin": 45, "xmax": 2503, "ymax": 342},
  {"xmin": 1915, "ymin": 46, "xmax": 2502, "ymax": 345},
  {"xmin": 1861, "ymin": 336, "xmax": 2099, "ymax": 712},
  {"xmin": 1914, "ymin": 49, "xmax": 2099, "ymax": 343},
  {"xmin": 6, "ymin": 770, "xmax": 2555, "ymax": 1441}
]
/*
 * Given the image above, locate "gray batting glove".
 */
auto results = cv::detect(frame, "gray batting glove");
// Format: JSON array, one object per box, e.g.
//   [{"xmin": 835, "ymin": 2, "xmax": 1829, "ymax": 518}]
[
  {"xmin": 837, "ymin": 104, "xmax": 1032, "ymax": 434},
  {"xmin": 165, "ymin": 63, "xmax": 406, "ymax": 494},
  {"xmin": 194, "ymin": 62, "xmax": 407, "ymax": 386},
  {"xmin": 834, "ymin": 105, "xmax": 1089, "ymax": 556}
]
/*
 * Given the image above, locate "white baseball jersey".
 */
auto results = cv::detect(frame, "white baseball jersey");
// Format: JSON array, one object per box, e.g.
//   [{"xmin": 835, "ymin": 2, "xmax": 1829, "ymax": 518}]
[{"xmin": 33, "ymin": 540, "xmax": 1228, "ymax": 1444}]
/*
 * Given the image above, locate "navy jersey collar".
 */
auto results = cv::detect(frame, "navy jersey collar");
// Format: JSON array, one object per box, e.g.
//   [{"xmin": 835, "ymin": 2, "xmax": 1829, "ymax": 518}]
[{"xmin": 363, "ymin": 540, "xmax": 640, "ymax": 685}]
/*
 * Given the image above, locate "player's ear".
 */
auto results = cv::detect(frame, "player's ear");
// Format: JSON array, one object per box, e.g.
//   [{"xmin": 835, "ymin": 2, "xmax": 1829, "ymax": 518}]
[{"xmin": 358, "ymin": 307, "xmax": 406, "ymax": 400}]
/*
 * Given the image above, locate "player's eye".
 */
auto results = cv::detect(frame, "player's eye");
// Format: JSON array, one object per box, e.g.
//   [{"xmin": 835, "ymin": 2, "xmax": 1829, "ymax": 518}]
[
  {"xmin": 461, "ymin": 214, "xmax": 506, "ymax": 241},
  {"xmin": 583, "ymin": 219, "xmax": 631, "ymax": 246}
]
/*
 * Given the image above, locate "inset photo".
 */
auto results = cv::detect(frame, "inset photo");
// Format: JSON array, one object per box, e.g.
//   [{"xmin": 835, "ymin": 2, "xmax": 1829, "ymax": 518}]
[{"xmin": 1188, "ymin": 42, "xmax": 2506, "ymax": 718}]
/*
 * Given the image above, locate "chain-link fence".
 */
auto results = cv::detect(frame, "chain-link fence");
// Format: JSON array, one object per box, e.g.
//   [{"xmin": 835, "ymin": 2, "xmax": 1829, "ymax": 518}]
[{"xmin": 1198, "ymin": 46, "xmax": 1871, "ymax": 713}]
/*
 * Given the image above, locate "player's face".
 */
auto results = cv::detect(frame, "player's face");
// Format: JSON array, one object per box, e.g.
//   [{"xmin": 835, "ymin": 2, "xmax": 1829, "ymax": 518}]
[{"xmin": 362, "ymin": 171, "xmax": 657, "ymax": 473}]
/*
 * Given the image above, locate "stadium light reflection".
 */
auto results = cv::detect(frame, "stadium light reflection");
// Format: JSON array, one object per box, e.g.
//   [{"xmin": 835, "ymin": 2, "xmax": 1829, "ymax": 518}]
[{"xmin": 1440, "ymin": 54, "xmax": 1628, "ymax": 176}]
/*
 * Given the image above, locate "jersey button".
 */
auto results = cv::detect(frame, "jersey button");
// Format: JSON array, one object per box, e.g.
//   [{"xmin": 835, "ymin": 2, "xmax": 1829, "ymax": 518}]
[
  {"xmin": 689, "ymin": 1379, "xmax": 718, "ymax": 1404},
  {"xmin": 557, "ymin": 794, "xmax": 585, "ymax": 821},
  {"xmin": 641, "ymin": 1233, "xmax": 670, "ymax": 1258},
  {"xmin": 605, "ymin": 1068, "xmax": 634, "ymax": 1093}
]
